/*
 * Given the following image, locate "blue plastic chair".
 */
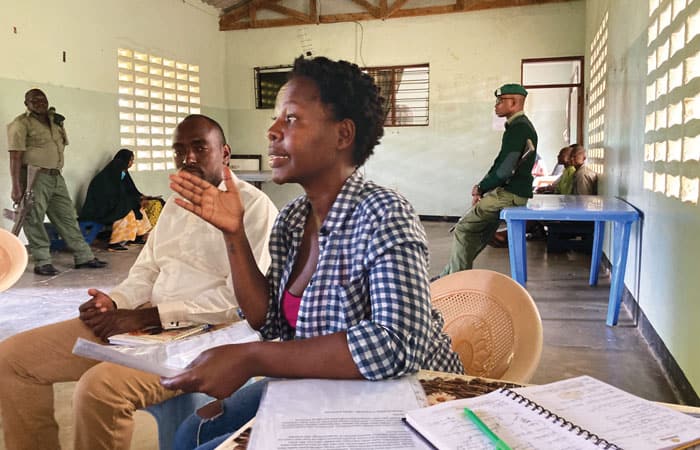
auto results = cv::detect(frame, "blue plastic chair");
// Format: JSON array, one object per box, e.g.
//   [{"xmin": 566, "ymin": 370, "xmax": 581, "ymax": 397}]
[
  {"xmin": 79, "ymin": 221, "xmax": 104, "ymax": 244},
  {"xmin": 46, "ymin": 220, "xmax": 103, "ymax": 251},
  {"xmin": 144, "ymin": 392, "xmax": 214, "ymax": 450}
]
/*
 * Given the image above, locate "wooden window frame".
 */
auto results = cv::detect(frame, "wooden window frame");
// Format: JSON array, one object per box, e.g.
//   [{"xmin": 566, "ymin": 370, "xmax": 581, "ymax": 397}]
[
  {"xmin": 253, "ymin": 62, "xmax": 430, "ymax": 127},
  {"xmin": 254, "ymin": 65, "xmax": 292, "ymax": 110},
  {"xmin": 521, "ymin": 56, "xmax": 585, "ymax": 146},
  {"xmin": 365, "ymin": 63, "xmax": 430, "ymax": 127}
]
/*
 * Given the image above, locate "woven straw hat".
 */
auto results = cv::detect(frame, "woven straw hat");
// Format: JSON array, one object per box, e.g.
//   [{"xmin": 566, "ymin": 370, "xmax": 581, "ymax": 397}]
[{"xmin": 0, "ymin": 228, "xmax": 27, "ymax": 292}]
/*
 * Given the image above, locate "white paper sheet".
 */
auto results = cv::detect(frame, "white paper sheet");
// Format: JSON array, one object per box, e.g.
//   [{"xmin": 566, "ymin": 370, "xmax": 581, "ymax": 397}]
[
  {"xmin": 513, "ymin": 376, "xmax": 700, "ymax": 450},
  {"xmin": 72, "ymin": 321, "xmax": 261, "ymax": 377},
  {"xmin": 244, "ymin": 377, "xmax": 433, "ymax": 450},
  {"xmin": 73, "ymin": 338, "xmax": 182, "ymax": 377}
]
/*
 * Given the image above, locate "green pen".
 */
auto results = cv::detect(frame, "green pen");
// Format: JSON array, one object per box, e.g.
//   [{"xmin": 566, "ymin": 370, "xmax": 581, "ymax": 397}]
[{"xmin": 463, "ymin": 408, "xmax": 512, "ymax": 450}]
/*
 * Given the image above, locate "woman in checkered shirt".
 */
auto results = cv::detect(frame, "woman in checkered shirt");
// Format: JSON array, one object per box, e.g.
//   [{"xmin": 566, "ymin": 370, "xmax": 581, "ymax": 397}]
[{"xmin": 164, "ymin": 55, "xmax": 464, "ymax": 450}]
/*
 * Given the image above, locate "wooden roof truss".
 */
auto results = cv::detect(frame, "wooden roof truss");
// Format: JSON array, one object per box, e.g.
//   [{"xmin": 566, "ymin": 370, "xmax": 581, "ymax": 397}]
[{"xmin": 214, "ymin": 0, "xmax": 576, "ymax": 31}]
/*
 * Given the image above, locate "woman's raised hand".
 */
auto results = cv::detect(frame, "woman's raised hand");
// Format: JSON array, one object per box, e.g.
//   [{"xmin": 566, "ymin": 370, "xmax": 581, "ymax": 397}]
[{"xmin": 169, "ymin": 169, "xmax": 244, "ymax": 235}]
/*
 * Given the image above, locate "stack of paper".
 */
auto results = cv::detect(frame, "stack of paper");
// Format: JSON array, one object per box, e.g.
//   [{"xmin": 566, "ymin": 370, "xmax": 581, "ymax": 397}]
[
  {"xmin": 107, "ymin": 323, "xmax": 212, "ymax": 346},
  {"xmin": 72, "ymin": 320, "xmax": 261, "ymax": 377}
]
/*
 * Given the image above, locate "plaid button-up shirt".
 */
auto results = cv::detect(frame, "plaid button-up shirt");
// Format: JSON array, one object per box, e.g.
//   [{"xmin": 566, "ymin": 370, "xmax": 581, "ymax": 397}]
[{"xmin": 260, "ymin": 171, "xmax": 464, "ymax": 379}]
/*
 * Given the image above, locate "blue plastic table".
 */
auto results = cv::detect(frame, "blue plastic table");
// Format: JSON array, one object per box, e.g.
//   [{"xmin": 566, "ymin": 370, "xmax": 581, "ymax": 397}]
[{"xmin": 500, "ymin": 195, "xmax": 640, "ymax": 326}]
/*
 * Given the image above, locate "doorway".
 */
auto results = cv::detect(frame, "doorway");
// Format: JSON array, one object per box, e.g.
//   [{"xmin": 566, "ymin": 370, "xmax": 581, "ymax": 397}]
[{"xmin": 521, "ymin": 57, "xmax": 584, "ymax": 175}]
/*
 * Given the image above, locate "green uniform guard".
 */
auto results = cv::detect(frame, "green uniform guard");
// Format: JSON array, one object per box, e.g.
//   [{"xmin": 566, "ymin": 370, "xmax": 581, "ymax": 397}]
[{"xmin": 441, "ymin": 83, "xmax": 538, "ymax": 275}]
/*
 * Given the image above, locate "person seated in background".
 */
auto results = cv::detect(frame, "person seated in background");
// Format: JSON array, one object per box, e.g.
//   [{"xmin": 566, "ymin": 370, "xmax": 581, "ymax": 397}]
[
  {"xmin": 0, "ymin": 114, "xmax": 279, "ymax": 450},
  {"xmin": 162, "ymin": 56, "xmax": 464, "ymax": 450},
  {"xmin": 571, "ymin": 144, "xmax": 598, "ymax": 195},
  {"xmin": 507, "ymin": 145, "xmax": 578, "ymax": 245},
  {"xmin": 536, "ymin": 145, "xmax": 575, "ymax": 194},
  {"xmin": 80, "ymin": 149, "xmax": 152, "ymax": 251},
  {"xmin": 532, "ymin": 145, "xmax": 599, "ymax": 246},
  {"xmin": 549, "ymin": 145, "xmax": 572, "ymax": 177},
  {"xmin": 554, "ymin": 162, "xmax": 576, "ymax": 194},
  {"xmin": 531, "ymin": 153, "xmax": 547, "ymax": 177}
]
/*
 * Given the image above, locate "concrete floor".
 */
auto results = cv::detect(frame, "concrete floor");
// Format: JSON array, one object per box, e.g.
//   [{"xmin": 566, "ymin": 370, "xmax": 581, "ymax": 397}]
[
  {"xmin": 424, "ymin": 221, "xmax": 679, "ymax": 404},
  {"xmin": 0, "ymin": 243, "xmax": 160, "ymax": 450},
  {"xmin": 0, "ymin": 221, "xmax": 681, "ymax": 449}
]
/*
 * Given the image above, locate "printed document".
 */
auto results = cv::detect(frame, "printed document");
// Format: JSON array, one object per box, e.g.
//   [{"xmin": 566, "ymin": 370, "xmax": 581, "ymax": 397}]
[
  {"xmin": 244, "ymin": 377, "xmax": 432, "ymax": 450},
  {"xmin": 72, "ymin": 320, "xmax": 261, "ymax": 377}
]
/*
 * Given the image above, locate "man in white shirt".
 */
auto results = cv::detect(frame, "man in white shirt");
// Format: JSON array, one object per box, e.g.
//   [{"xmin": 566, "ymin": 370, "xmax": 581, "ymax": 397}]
[{"xmin": 0, "ymin": 115, "xmax": 278, "ymax": 450}]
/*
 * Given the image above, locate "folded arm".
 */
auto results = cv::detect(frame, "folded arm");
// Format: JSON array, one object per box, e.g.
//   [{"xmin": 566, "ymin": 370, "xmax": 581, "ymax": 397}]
[{"xmin": 79, "ymin": 289, "xmax": 161, "ymax": 341}]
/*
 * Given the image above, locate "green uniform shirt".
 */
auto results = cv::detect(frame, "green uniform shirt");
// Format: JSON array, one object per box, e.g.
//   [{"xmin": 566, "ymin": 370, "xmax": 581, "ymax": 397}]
[
  {"xmin": 7, "ymin": 110, "xmax": 68, "ymax": 170},
  {"xmin": 478, "ymin": 112, "xmax": 538, "ymax": 198},
  {"xmin": 555, "ymin": 166, "xmax": 576, "ymax": 194}
]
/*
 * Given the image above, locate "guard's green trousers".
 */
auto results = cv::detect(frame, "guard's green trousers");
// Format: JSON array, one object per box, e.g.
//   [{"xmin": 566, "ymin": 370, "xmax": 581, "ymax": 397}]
[
  {"xmin": 23, "ymin": 171, "xmax": 95, "ymax": 266},
  {"xmin": 441, "ymin": 187, "xmax": 528, "ymax": 275}
]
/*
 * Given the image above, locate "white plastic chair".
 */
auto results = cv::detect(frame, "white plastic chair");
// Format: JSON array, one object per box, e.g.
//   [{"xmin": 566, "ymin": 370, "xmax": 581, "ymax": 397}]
[
  {"xmin": 0, "ymin": 228, "xmax": 27, "ymax": 292},
  {"xmin": 431, "ymin": 269, "xmax": 543, "ymax": 383}
]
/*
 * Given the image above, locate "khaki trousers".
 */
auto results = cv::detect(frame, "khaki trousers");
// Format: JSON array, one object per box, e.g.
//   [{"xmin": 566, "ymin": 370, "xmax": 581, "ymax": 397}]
[
  {"xmin": 24, "ymin": 171, "xmax": 95, "ymax": 266},
  {"xmin": 0, "ymin": 318, "xmax": 179, "ymax": 450},
  {"xmin": 441, "ymin": 187, "xmax": 528, "ymax": 275}
]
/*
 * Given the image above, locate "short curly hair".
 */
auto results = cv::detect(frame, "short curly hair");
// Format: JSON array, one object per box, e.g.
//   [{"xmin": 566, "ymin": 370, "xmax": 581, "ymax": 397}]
[{"xmin": 289, "ymin": 56, "xmax": 385, "ymax": 167}]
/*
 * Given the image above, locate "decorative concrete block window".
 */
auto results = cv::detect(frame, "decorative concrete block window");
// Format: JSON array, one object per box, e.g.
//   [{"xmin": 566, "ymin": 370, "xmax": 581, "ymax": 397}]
[
  {"xmin": 118, "ymin": 48, "xmax": 201, "ymax": 172},
  {"xmin": 587, "ymin": 12, "xmax": 608, "ymax": 176},
  {"xmin": 644, "ymin": 0, "xmax": 700, "ymax": 203}
]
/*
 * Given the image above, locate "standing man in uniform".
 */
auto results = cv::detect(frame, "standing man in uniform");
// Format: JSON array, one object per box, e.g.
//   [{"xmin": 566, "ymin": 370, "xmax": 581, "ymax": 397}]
[
  {"xmin": 7, "ymin": 89, "xmax": 107, "ymax": 275},
  {"xmin": 440, "ymin": 83, "xmax": 538, "ymax": 275}
]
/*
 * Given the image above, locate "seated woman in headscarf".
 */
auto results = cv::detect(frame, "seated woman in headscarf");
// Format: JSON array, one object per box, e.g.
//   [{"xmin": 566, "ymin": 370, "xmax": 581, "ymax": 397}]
[{"xmin": 80, "ymin": 149, "xmax": 152, "ymax": 251}]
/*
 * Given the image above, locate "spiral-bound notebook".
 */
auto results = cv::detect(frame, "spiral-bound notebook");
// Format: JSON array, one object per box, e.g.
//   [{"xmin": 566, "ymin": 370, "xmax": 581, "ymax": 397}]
[{"xmin": 404, "ymin": 375, "xmax": 700, "ymax": 450}]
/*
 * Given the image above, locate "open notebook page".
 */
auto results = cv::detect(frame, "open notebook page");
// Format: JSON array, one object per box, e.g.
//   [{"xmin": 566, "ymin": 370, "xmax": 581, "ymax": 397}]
[
  {"xmin": 404, "ymin": 390, "xmax": 601, "ymax": 450},
  {"xmin": 512, "ymin": 375, "xmax": 700, "ymax": 450}
]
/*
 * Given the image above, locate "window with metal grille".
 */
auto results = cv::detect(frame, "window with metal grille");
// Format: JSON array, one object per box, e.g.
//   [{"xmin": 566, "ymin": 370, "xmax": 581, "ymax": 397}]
[
  {"xmin": 117, "ymin": 48, "xmax": 201, "ymax": 172},
  {"xmin": 253, "ymin": 62, "xmax": 430, "ymax": 127},
  {"xmin": 365, "ymin": 64, "xmax": 430, "ymax": 127},
  {"xmin": 254, "ymin": 65, "xmax": 292, "ymax": 110}
]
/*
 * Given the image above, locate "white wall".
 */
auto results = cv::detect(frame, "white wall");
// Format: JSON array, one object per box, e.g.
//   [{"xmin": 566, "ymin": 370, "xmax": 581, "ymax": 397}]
[
  {"xmin": 585, "ymin": 0, "xmax": 700, "ymax": 392},
  {"xmin": 0, "ymin": 0, "xmax": 584, "ymax": 215},
  {"xmin": 0, "ymin": 0, "xmax": 227, "ymax": 213},
  {"xmin": 223, "ymin": 1, "xmax": 586, "ymax": 213}
]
